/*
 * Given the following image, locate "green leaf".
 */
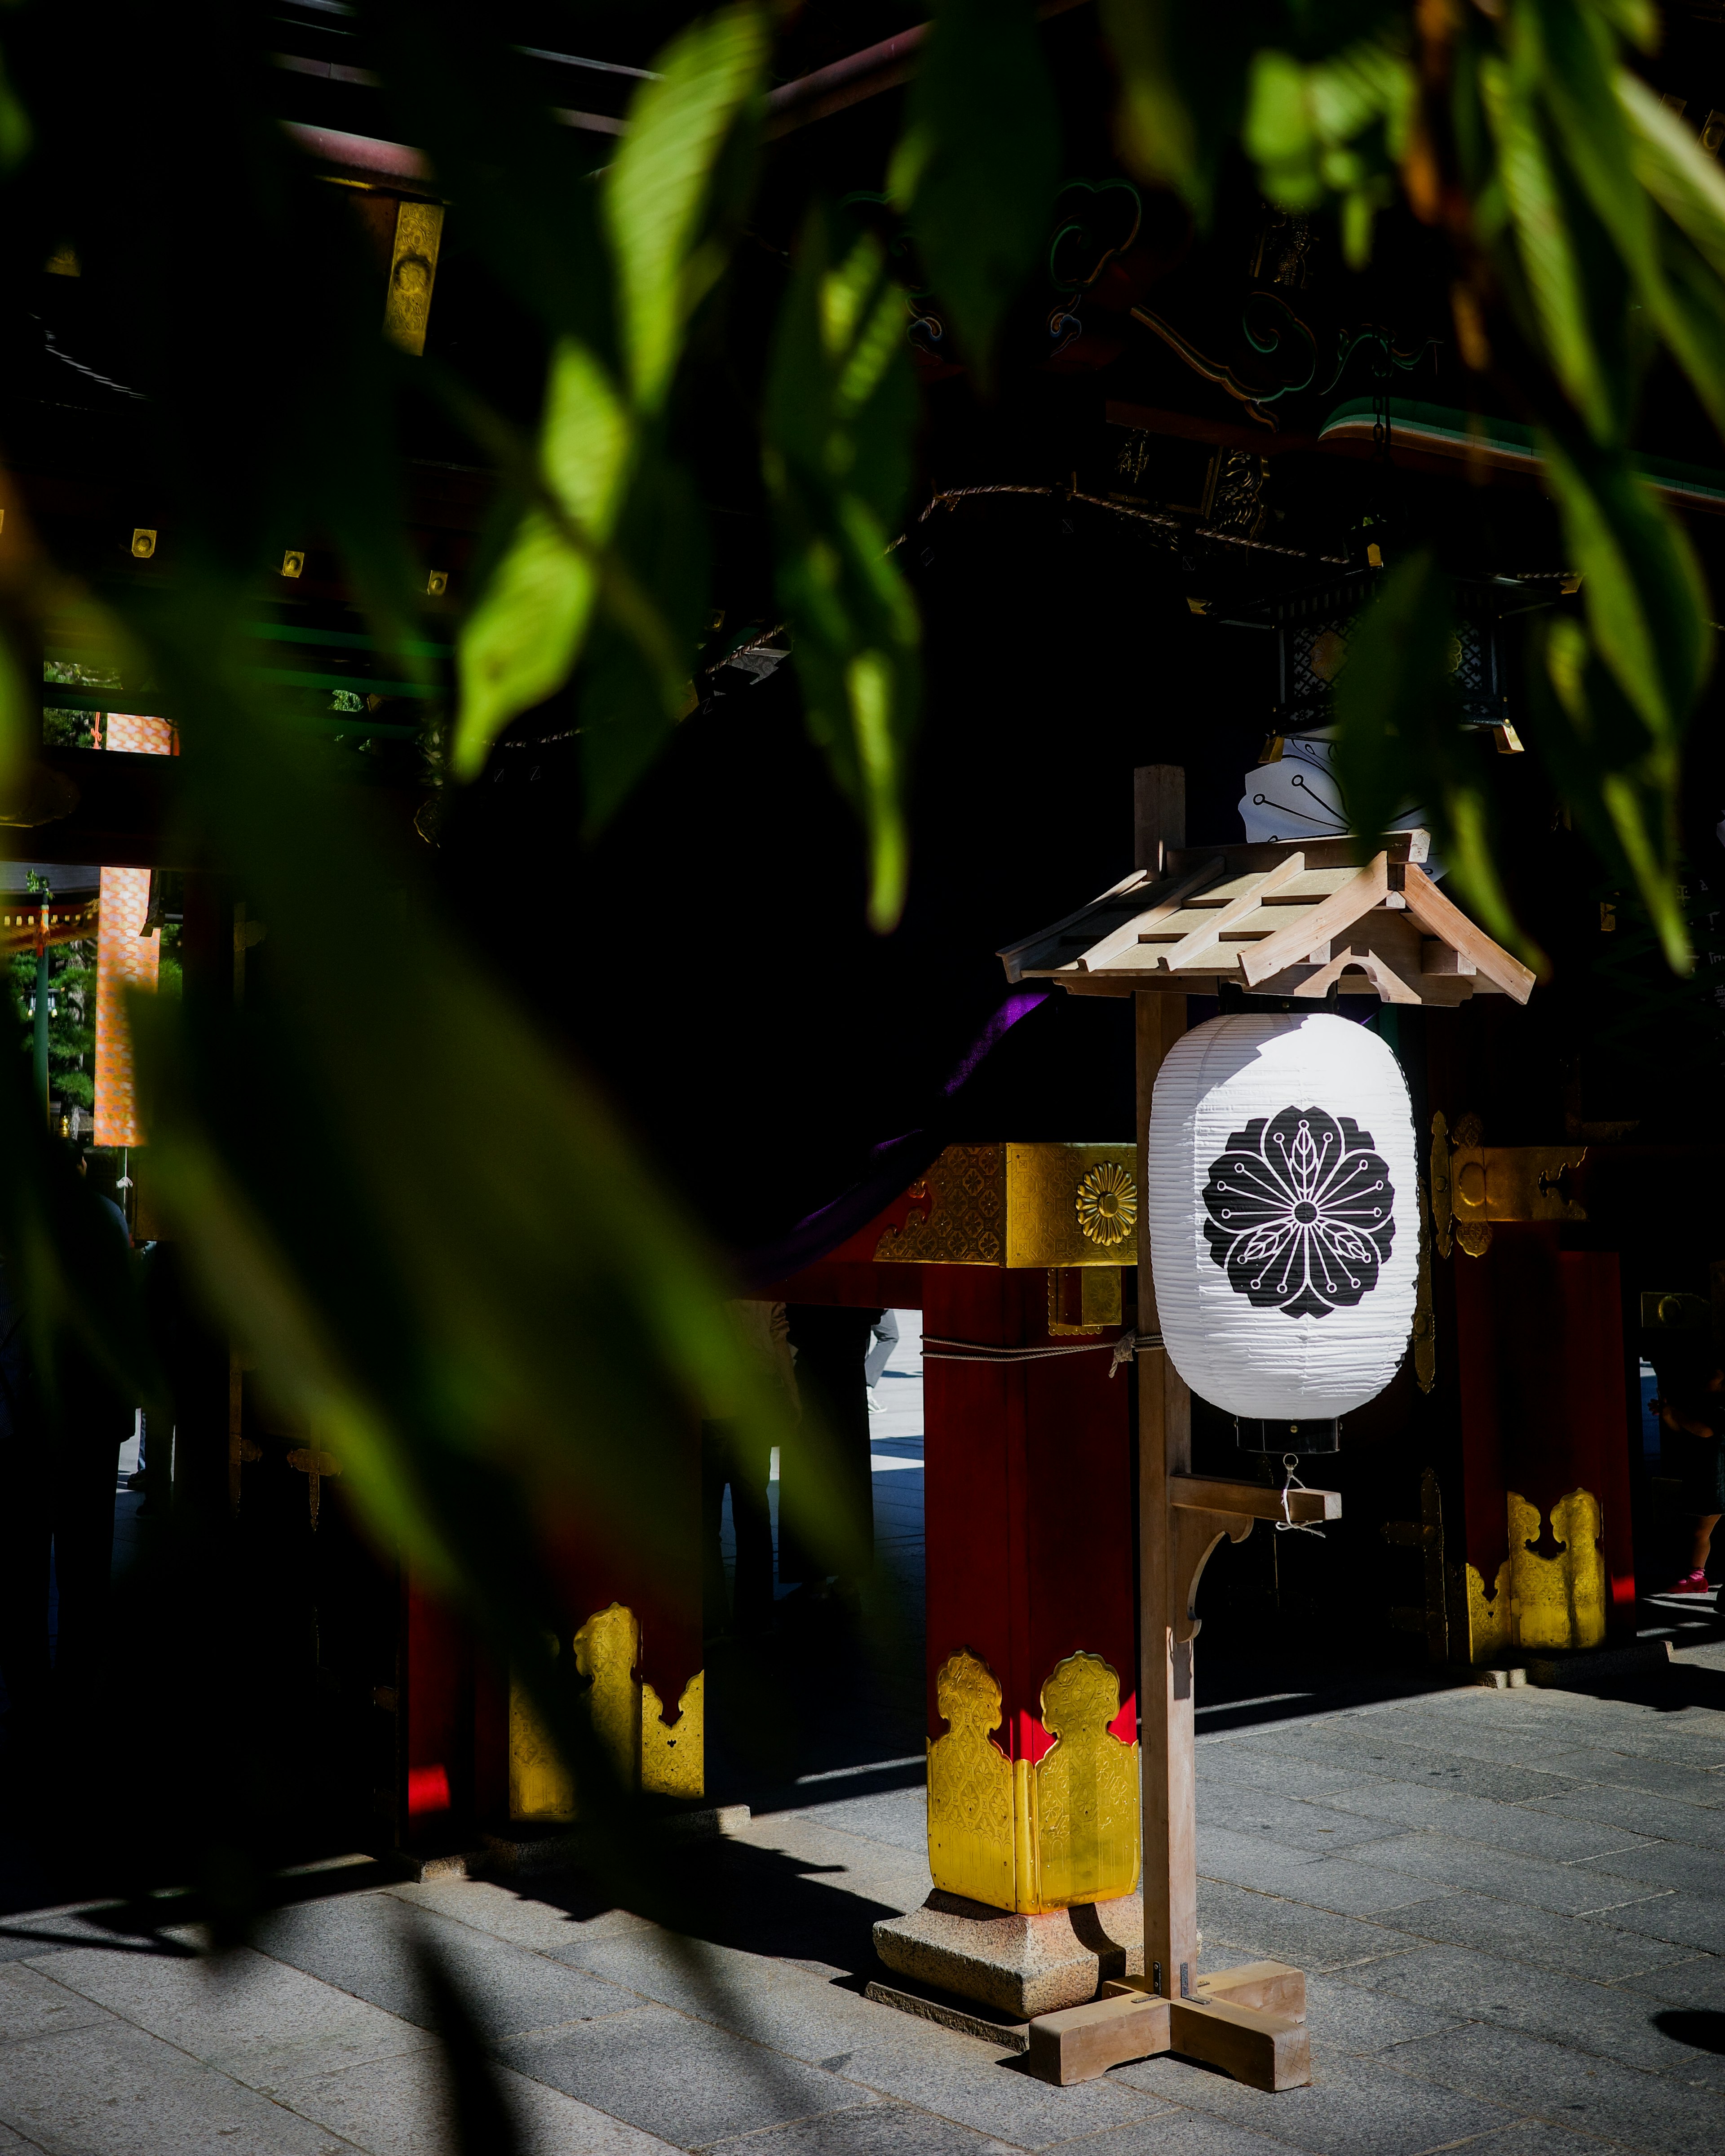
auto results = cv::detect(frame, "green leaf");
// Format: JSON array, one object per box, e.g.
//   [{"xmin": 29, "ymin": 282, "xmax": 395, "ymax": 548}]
[
  {"xmin": 453, "ymin": 340, "xmax": 631, "ymax": 776},
  {"xmin": 1478, "ymin": 52, "xmax": 1618, "ymax": 441},
  {"xmin": 1617, "ymin": 68, "xmax": 1725, "ymax": 283},
  {"xmin": 1331, "ymin": 551, "xmax": 1535, "ymax": 962},
  {"xmin": 133, "ymin": 600, "xmax": 801, "ymax": 1628},
  {"xmin": 1531, "ymin": 430, "xmax": 1708, "ymax": 971},
  {"xmin": 1526, "ymin": 2, "xmax": 1725, "ymax": 442},
  {"xmin": 1537, "ymin": 427, "xmax": 1708, "ymax": 746},
  {"xmin": 576, "ymin": 455, "xmax": 708, "ymax": 834},
  {"xmin": 765, "ymin": 216, "xmax": 920, "ymax": 931},
  {"xmin": 1100, "ymin": 0, "xmax": 1273, "ymax": 218},
  {"xmin": 1243, "ymin": 34, "xmax": 1416, "ymax": 266},
  {"xmin": 603, "ymin": 4, "xmax": 767, "ymax": 416},
  {"xmin": 889, "ymin": 0, "xmax": 1060, "ymax": 378}
]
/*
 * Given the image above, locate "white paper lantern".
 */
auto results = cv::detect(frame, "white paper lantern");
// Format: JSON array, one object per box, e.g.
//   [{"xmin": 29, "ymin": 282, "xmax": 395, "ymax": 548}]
[{"xmin": 1146, "ymin": 1013, "xmax": 1418, "ymax": 1423}]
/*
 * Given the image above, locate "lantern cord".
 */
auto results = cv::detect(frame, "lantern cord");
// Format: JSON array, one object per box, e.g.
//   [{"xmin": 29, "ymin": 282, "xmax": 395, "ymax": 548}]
[
  {"xmin": 1275, "ymin": 1454, "xmax": 1327, "ymax": 1538},
  {"xmin": 921, "ymin": 1331, "xmax": 1156, "ymax": 1368}
]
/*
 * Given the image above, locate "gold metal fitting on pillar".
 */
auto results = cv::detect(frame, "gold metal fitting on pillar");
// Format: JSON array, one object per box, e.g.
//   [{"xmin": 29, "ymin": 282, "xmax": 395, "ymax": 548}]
[
  {"xmin": 1429, "ymin": 1110, "xmax": 1587, "ymax": 1257},
  {"xmin": 874, "ymin": 1142, "xmax": 1139, "ymax": 1268}
]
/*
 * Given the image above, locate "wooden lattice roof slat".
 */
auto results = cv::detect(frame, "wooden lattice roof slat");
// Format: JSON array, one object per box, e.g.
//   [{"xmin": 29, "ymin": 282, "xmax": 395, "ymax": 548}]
[{"xmin": 999, "ymin": 833, "xmax": 1535, "ymax": 1008}]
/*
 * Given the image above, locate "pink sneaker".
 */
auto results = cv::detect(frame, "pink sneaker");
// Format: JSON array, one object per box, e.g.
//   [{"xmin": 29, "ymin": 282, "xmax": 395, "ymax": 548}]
[{"xmin": 1664, "ymin": 1571, "xmax": 1714, "ymax": 1596}]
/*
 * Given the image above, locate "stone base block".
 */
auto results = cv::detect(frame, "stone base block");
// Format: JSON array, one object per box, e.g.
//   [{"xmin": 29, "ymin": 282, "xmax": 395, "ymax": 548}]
[{"xmin": 872, "ymin": 1889, "xmax": 1143, "ymax": 2020}]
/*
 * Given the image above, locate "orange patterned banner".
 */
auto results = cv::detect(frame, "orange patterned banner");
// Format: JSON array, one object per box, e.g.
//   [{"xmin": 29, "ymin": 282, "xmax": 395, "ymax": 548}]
[
  {"xmin": 102, "ymin": 712, "xmax": 176, "ymax": 756},
  {"xmin": 94, "ymin": 866, "xmax": 159, "ymax": 1146}
]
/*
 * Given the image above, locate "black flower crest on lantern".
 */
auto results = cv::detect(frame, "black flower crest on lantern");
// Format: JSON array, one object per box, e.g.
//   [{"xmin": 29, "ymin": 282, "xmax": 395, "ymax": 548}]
[{"xmin": 1202, "ymin": 1107, "xmax": 1395, "ymax": 1320}]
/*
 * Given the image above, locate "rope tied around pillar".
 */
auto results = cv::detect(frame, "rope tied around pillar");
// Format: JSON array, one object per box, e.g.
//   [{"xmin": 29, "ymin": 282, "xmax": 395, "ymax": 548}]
[{"xmin": 920, "ymin": 1330, "xmax": 1163, "ymax": 1376}]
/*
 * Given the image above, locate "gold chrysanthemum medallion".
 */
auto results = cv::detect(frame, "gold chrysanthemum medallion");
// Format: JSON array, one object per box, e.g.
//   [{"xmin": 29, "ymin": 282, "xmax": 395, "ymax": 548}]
[{"xmin": 1075, "ymin": 1161, "xmax": 1137, "ymax": 1247}]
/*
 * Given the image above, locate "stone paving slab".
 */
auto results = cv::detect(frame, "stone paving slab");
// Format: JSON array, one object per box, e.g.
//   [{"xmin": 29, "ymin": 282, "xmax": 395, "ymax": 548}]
[
  {"xmin": 1618, "ymin": 1956, "xmax": 1725, "ymax": 2011},
  {"xmin": 1053, "ymin": 2117, "xmax": 1311, "ymax": 2156},
  {"xmin": 1115, "ymin": 2042, "xmax": 1529, "ymax": 2156},
  {"xmin": 820, "ymin": 2013, "xmax": 1170, "ymax": 2148},
  {"xmin": 0, "ymin": 2016, "xmax": 352, "ymax": 2156},
  {"xmin": 1568, "ymin": 1838, "xmax": 1725, "ymax": 1895},
  {"xmin": 703, "ymin": 2103, "xmax": 1022, "ymax": 2154},
  {"xmin": 1322, "ymin": 1783, "xmax": 1656, "ymax": 1864},
  {"xmin": 1569, "ymin": 1886, "xmax": 1725, "ymax": 1952},
  {"xmin": 0, "ymin": 1957, "xmax": 112, "ymax": 2045},
  {"xmin": 22, "ymin": 1940, "xmax": 434, "ymax": 2093},
  {"xmin": 1226, "ymin": 1732, "xmax": 1586, "ymax": 1809},
  {"xmin": 1386, "ymin": 2019, "xmax": 1725, "ymax": 2156},
  {"xmin": 1190, "ymin": 1781, "xmax": 1408, "ymax": 1855},
  {"xmin": 1296, "ymin": 1970, "xmax": 1467, "ymax": 2054},
  {"xmin": 495, "ymin": 2002, "xmax": 873, "ymax": 2147},
  {"xmin": 1519, "ymin": 1781, "xmax": 1725, "ymax": 1846},
  {"xmin": 0, "ymin": 1900, "xmax": 186, "ymax": 1965},
  {"xmin": 1196, "ymin": 1877, "xmax": 1455, "ymax": 1974},
  {"xmin": 1529, "ymin": 1748, "xmax": 1725, "ymax": 1807},
  {"xmin": 774, "ymin": 1789, "xmax": 930, "ymax": 1855},
  {"xmin": 1332, "ymin": 1830, "xmax": 1674, "ymax": 1916},
  {"xmin": 254, "ymin": 1891, "xmax": 639, "ymax": 2038},
  {"xmin": 1194, "ymin": 1826, "xmax": 1464, "ymax": 1917},
  {"xmin": 388, "ymin": 1878, "xmax": 660, "ymax": 1956},
  {"xmin": 270, "ymin": 2045, "xmax": 676, "ymax": 2156},
  {"xmin": 1367, "ymin": 1885, "xmax": 1702, "ymax": 1979},
  {"xmin": 1322, "ymin": 1941, "xmax": 1725, "ymax": 2087}
]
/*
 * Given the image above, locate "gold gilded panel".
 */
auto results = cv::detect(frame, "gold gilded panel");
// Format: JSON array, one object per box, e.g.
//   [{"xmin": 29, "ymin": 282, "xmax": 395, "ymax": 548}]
[
  {"xmin": 926, "ymin": 1647, "xmax": 1142, "ymax": 1914},
  {"xmin": 1006, "ymin": 1144, "xmax": 1139, "ymax": 1269},
  {"xmin": 876, "ymin": 1147, "xmax": 1006, "ymax": 1266},
  {"xmin": 509, "ymin": 1603, "xmax": 705, "ymax": 1821},
  {"xmin": 1508, "ymin": 1489, "xmax": 1606, "ymax": 1652},
  {"xmin": 927, "ymin": 1650, "xmax": 1015, "ymax": 1909},
  {"xmin": 574, "ymin": 1603, "xmax": 642, "ymax": 1785},
  {"xmin": 1031, "ymin": 1652, "xmax": 1140, "ymax": 1909},
  {"xmin": 1048, "ymin": 1266, "xmax": 1123, "ymax": 1336},
  {"xmin": 509, "ymin": 1640, "xmax": 577, "ymax": 1823},
  {"xmin": 874, "ymin": 1143, "xmax": 1137, "ymax": 1268},
  {"xmin": 1463, "ymin": 1559, "xmax": 1512, "ymax": 1665},
  {"xmin": 383, "ymin": 199, "xmax": 445, "ymax": 356},
  {"xmin": 643, "ymin": 1670, "xmax": 704, "ymax": 1798}
]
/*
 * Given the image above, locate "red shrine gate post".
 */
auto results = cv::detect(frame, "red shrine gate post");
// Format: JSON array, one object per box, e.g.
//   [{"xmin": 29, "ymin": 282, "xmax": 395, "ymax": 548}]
[{"xmin": 774, "ymin": 1145, "xmax": 1153, "ymax": 2015}]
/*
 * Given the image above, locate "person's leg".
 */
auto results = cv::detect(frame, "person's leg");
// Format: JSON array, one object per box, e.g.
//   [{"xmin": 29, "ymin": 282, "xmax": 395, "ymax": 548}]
[
  {"xmin": 1667, "ymin": 1513, "xmax": 1721, "ymax": 1592},
  {"xmin": 864, "ymin": 1310, "xmax": 899, "ymax": 1391}
]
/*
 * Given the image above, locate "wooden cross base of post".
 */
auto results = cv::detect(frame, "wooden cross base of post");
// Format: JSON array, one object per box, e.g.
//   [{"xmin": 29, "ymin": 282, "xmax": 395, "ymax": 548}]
[
  {"xmin": 1020, "ymin": 768, "xmax": 1341, "ymax": 2094},
  {"xmin": 1031, "ymin": 1960, "xmax": 1311, "ymax": 2088}
]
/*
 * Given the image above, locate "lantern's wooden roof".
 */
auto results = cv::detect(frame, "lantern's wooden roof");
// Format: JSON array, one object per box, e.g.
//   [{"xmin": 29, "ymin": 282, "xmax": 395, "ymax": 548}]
[{"xmin": 999, "ymin": 833, "xmax": 1535, "ymax": 1006}]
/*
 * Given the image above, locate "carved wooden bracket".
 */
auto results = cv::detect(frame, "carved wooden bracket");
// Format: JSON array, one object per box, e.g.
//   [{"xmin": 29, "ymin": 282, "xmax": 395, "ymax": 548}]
[
  {"xmin": 1172, "ymin": 1507, "xmax": 1253, "ymax": 1644},
  {"xmin": 1167, "ymin": 1476, "xmax": 1342, "ymax": 1643}
]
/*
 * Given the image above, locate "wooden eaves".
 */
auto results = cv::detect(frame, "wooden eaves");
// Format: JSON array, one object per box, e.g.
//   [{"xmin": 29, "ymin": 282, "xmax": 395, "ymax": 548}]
[{"xmin": 998, "ymin": 832, "xmax": 1535, "ymax": 1007}]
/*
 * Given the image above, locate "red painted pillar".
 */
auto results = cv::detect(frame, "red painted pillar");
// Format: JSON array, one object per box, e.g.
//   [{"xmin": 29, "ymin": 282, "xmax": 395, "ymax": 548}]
[
  {"xmin": 922, "ymin": 1267, "xmax": 1138, "ymax": 1912},
  {"xmin": 1454, "ymin": 1226, "xmax": 1635, "ymax": 1655}
]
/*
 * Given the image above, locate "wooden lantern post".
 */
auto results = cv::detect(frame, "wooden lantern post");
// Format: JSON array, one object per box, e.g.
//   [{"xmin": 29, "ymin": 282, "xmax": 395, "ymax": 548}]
[{"xmin": 1000, "ymin": 766, "xmax": 1536, "ymax": 2089}]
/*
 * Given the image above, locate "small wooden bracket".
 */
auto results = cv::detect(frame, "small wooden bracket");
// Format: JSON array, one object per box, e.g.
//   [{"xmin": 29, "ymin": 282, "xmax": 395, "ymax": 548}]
[
  {"xmin": 1025, "ymin": 1961, "xmax": 1311, "ymax": 2089},
  {"xmin": 1169, "ymin": 1482, "xmax": 1341, "ymax": 1641},
  {"xmin": 1172, "ymin": 1476, "xmax": 1340, "ymax": 1524},
  {"xmin": 1172, "ymin": 1506, "xmax": 1252, "ymax": 1645}
]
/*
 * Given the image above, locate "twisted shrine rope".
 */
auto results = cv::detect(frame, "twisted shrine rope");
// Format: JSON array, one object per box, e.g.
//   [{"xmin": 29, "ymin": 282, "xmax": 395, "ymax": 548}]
[{"xmin": 920, "ymin": 1332, "xmax": 1165, "ymax": 1377}]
